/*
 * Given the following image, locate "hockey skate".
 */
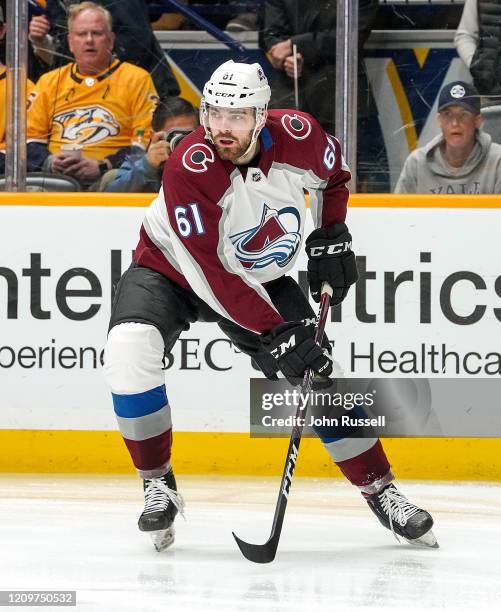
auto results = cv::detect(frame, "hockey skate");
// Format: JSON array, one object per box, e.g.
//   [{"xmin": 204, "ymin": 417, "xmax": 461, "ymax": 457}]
[
  {"xmin": 138, "ymin": 470, "xmax": 185, "ymax": 552},
  {"xmin": 365, "ymin": 483, "xmax": 438, "ymax": 548}
]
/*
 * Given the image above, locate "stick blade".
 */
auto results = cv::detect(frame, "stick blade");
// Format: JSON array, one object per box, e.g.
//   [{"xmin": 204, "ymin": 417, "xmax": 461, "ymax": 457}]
[{"xmin": 232, "ymin": 531, "xmax": 278, "ymax": 564}]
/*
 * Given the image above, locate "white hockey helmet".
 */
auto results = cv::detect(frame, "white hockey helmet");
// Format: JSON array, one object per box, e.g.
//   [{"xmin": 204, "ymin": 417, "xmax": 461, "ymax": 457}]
[{"xmin": 200, "ymin": 60, "xmax": 271, "ymax": 150}]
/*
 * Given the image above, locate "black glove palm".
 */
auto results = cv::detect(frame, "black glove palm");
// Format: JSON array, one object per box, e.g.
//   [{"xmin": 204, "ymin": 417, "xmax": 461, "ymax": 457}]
[{"xmin": 305, "ymin": 223, "xmax": 359, "ymax": 305}]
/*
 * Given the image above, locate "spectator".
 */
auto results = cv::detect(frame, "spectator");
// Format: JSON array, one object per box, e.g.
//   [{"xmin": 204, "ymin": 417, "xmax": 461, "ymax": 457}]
[
  {"xmin": 0, "ymin": 4, "xmax": 35, "ymax": 176},
  {"xmin": 0, "ymin": 2, "xmax": 8, "ymax": 176},
  {"xmin": 454, "ymin": 0, "xmax": 501, "ymax": 144},
  {"xmin": 103, "ymin": 97, "xmax": 198, "ymax": 193},
  {"xmin": 25, "ymin": 2, "xmax": 50, "ymax": 81},
  {"xmin": 259, "ymin": 0, "xmax": 386, "ymax": 191},
  {"xmin": 28, "ymin": 0, "xmax": 180, "ymax": 98},
  {"xmin": 27, "ymin": 2, "xmax": 158, "ymax": 189},
  {"xmin": 395, "ymin": 81, "xmax": 501, "ymax": 194},
  {"xmin": 259, "ymin": 0, "xmax": 378, "ymax": 135}
]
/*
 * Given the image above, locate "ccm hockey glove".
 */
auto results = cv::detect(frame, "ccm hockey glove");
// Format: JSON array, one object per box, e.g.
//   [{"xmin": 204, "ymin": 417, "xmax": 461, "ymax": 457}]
[
  {"xmin": 305, "ymin": 223, "xmax": 359, "ymax": 305},
  {"xmin": 263, "ymin": 322, "xmax": 333, "ymax": 385}
]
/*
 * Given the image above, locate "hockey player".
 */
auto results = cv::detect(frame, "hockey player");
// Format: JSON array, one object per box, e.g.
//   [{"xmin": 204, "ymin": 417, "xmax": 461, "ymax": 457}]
[{"xmin": 103, "ymin": 60, "xmax": 437, "ymax": 551}]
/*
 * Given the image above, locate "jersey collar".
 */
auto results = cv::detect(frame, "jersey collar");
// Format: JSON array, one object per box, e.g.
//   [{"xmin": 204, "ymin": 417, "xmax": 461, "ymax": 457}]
[
  {"xmin": 70, "ymin": 58, "xmax": 122, "ymax": 84},
  {"xmin": 259, "ymin": 126, "xmax": 273, "ymax": 152}
]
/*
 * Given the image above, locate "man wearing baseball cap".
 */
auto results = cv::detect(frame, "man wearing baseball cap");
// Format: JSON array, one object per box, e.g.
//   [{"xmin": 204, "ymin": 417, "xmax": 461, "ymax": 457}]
[{"xmin": 395, "ymin": 80, "xmax": 501, "ymax": 194}]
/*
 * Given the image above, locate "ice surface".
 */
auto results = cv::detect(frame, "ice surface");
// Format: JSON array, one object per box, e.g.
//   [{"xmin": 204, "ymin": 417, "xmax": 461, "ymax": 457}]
[{"xmin": 0, "ymin": 475, "xmax": 500, "ymax": 611}]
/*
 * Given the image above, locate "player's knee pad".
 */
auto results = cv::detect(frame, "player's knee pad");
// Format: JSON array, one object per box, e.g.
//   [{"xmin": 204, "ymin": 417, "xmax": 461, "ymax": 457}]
[{"xmin": 103, "ymin": 322, "xmax": 165, "ymax": 394}]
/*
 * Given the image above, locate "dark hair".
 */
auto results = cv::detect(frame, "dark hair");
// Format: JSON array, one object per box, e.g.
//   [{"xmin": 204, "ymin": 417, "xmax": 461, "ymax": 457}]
[{"xmin": 152, "ymin": 96, "xmax": 198, "ymax": 132}]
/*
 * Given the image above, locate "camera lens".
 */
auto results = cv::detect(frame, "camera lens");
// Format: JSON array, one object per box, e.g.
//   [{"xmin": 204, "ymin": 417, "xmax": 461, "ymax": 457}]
[
  {"xmin": 166, "ymin": 128, "xmax": 194, "ymax": 151},
  {"xmin": 169, "ymin": 133, "xmax": 186, "ymax": 151}
]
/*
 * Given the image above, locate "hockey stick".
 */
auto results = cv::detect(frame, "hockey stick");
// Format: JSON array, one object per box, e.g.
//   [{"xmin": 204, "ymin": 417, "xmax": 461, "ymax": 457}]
[{"xmin": 233, "ymin": 282, "xmax": 333, "ymax": 563}]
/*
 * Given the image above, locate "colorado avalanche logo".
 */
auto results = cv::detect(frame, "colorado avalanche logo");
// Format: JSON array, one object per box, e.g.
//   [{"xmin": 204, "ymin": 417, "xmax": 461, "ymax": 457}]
[
  {"xmin": 182, "ymin": 143, "xmax": 215, "ymax": 173},
  {"xmin": 281, "ymin": 113, "xmax": 312, "ymax": 140},
  {"xmin": 230, "ymin": 204, "xmax": 301, "ymax": 270}
]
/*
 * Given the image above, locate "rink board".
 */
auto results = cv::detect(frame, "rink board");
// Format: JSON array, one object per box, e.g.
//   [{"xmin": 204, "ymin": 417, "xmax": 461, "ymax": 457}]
[
  {"xmin": 0, "ymin": 430, "xmax": 500, "ymax": 480},
  {"xmin": 1, "ymin": 193, "xmax": 500, "ymax": 477}
]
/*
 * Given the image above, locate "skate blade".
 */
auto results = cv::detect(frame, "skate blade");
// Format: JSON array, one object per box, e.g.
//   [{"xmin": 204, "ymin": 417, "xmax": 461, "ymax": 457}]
[
  {"xmin": 406, "ymin": 529, "xmax": 439, "ymax": 549},
  {"xmin": 150, "ymin": 526, "xmax": 175, "ymax": 552}
]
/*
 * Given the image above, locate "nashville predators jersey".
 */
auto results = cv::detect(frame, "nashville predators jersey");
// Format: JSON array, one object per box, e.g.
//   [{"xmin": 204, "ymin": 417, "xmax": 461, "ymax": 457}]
[
  {"xmin": 0, "ymin": 67, "xmax": 35, "ymax": 152},
  {"xmin": 27, "ymin": 59, "xmax": 158, "ymax": 160}
]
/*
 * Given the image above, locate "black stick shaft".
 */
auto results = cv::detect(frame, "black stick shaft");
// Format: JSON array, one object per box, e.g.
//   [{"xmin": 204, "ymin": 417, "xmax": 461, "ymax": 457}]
[
  {"xmin": 268, "ymin": 287, "xmax": 331, "ymax": 534},
  {"xmin": 233, "ymin": 283, "xmax": 332, "ymax": 563}
]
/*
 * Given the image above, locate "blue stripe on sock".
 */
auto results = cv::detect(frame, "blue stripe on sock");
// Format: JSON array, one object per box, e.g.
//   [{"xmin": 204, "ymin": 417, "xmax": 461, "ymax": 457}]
[{"xmin": 112, "ymin": 385, "xmax": 167, "ymax": 418}]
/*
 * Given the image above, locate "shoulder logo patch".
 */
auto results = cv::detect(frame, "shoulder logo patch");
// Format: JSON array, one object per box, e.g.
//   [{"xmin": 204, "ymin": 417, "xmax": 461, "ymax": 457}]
[
  {"xmin": 182, "ymin": 143, "xmax": 215, "ymax": 173},
  {"xmin": 281, "ymin": 113, "xmax": 312, "ymax": 140},
  {"xmin": 27, "ymin": 91, "xmax": 38, "ymax": 111}
]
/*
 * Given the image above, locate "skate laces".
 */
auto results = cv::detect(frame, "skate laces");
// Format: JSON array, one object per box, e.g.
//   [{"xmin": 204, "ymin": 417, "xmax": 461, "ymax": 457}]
[
  {"xmin": 143, "ymin": 476, "xmax": 185, "ymax": 519},
  {"xmin": 379, "ymin": 486, "xmax": 420, "ymax": 540}
]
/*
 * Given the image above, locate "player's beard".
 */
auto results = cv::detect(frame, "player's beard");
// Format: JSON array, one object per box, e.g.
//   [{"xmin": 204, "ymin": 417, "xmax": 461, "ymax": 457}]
[{"xmin": 213, "ymin": 131, "xmax": 253, "ymax": 163}]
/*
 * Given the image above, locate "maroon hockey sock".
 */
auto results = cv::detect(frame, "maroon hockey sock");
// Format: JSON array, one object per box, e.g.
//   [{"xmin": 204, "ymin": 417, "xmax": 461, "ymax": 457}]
[
  {"xmin": 335, "ymin": 440, "xmax": 392, "ymax": 493},
  {"xmin": 123, "ymin": 429, "xmax": 172, "ymax": 473}
]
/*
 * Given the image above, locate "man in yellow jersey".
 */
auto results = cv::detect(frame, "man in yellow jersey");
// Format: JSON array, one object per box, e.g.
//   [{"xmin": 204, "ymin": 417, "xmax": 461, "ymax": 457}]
[
  {"xmin": 0, "ymin": 4, "xmax": 7, "ymax": 176},
  {"xmin": 27, "ymin": 1, "xmax": 158, "ymax": 187},
  {"xmin": 0, "ymin": 5, "xmax": 35, "ymax": 176}
]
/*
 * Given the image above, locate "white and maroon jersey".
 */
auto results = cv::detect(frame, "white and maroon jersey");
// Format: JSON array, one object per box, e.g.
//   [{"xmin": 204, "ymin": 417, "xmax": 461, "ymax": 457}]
[{"xmin": 135, "ymin": 109, "xmax": 351, "ymax": 334}]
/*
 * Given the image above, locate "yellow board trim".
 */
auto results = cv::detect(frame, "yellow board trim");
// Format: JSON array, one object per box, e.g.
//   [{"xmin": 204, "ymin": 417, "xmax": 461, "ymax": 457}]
[
  {"xmin": 0, "ymin": 430, "xmax": 500, "ymax": 480},
  {"xmin": 0, "ymin": 193, "xmax": 152, "ymax": 207},
  {"xmin": 1, "ymin": 193, "xmax": 501, "ymax": 208}
]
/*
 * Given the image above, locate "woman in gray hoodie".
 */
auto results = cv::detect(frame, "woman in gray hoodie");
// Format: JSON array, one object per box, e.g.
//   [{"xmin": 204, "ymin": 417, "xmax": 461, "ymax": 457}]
[{"xmin": 395, "ymin": 80, "xmax": 501, "ymax": 194}]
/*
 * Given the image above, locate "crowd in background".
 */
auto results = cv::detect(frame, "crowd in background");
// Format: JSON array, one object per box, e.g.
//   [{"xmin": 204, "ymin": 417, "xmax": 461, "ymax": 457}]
[{"xmin": 1, "ymin": 0, "xmax": 501, "ymax": 193}]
